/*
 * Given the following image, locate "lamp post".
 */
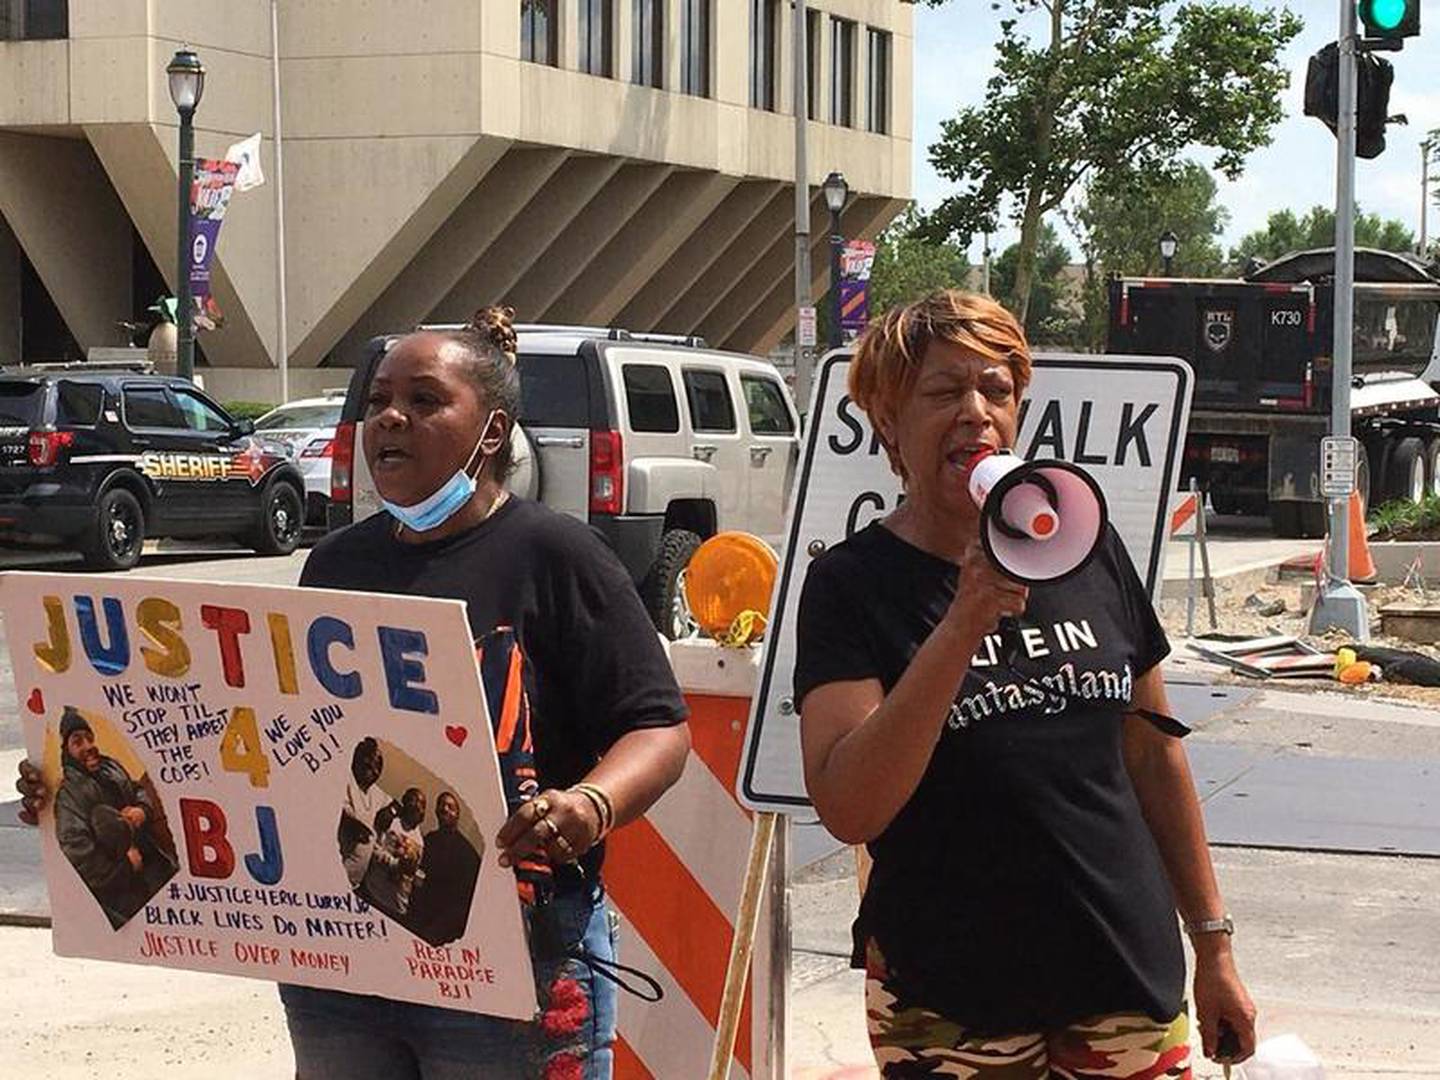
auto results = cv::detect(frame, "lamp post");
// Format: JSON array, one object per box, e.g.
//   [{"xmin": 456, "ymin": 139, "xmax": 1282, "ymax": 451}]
[
  {"xmin": 1159, "ymin": 230, "xmax": 1179, "ymax": 278},
  {"xmin": 823, "ymin": 171, "xmax": 848, "ymax": 348},
  {"xmin": 168, "ymin": 49, "xmax": 205, "ymax": 382}
]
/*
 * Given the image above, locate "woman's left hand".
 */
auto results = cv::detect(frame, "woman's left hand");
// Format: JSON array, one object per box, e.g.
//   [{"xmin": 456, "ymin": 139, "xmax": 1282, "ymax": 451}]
[
  {"xmin": 1192, "ymin": 945, "xmax": 1257, "ymax": 1064},
  {"xmin": 496, "ymin": 789, "xmax": 602, "ymax": 869}
]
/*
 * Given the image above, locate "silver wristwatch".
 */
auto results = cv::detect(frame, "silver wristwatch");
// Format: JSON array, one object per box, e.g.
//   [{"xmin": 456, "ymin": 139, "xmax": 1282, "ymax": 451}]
[{"xmin": 1184, "ymin": 914, "xmax": 1235, "ymax": 936}]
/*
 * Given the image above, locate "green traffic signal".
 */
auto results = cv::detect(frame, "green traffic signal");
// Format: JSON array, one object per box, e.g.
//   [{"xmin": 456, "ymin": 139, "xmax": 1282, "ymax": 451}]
[{"xmin": 1358, "ymin": 0, "xmax": 1420, "ymax": 39}]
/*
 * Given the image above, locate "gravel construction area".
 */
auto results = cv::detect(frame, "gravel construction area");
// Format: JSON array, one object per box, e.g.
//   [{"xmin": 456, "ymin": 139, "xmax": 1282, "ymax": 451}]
[{"xmin": 1157, "ymin": 575, "xmax": 1440, "ymax": 708}]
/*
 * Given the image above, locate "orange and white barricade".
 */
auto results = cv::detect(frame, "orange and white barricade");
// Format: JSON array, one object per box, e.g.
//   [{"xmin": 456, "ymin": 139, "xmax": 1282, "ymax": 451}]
[{"xmin": 606, "ymin": 639, "xmax": 772, "ymax": 1079}]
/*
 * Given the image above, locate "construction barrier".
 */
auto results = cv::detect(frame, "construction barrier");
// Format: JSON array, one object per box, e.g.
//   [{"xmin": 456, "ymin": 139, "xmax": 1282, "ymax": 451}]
[{"xmin": 606, "ymin": 639, "xmax": 770, "ymax": 1079}]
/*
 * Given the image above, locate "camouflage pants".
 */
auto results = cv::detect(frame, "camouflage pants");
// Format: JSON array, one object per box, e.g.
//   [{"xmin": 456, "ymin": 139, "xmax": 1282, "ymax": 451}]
[{"xmin": 865, "ymin": 941, "xmax": 1192, "ymax": 1079}]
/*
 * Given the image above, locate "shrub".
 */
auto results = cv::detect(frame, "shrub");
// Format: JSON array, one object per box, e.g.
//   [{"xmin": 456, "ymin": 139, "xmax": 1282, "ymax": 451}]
[
  {"xmin": 1369, "ymin": 494, "xmax": 1440, "ymax": 541},
  {"xmin": 223, "ymin": 401, "xmax": 276, "ymax": 421}
]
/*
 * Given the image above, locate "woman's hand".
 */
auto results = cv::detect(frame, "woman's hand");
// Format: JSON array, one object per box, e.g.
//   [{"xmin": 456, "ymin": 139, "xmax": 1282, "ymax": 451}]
[
  {"xmin": 496, "ymin": 789, "xmax": 603, "ymax": 869},
  {"xmin": 1193, "ymin": 943, "xmax": 1257, "ymax": 1064},
  {"xmin": 14, "ymin": 759, "xmax": 47, "ymax": 826},
  {"xmin": 943, "ymin": 541, "xmax": 1029, "ymax": 643}
]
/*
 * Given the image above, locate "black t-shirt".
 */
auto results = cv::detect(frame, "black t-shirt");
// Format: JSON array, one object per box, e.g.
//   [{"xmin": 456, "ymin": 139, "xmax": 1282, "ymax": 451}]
[
  {"xmin": 301, "ymin": 498, "xmax": 689, "ymax": 877},
  {"xmin": 793, "ymin": 522, "xmax": 1184, "ymax": 1034}
]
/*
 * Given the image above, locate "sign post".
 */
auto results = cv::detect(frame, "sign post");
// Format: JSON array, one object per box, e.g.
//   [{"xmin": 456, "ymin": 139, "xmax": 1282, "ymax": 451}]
[
  {"xmin": 1310, "ymin": 0, "xmax": 1370, "ymax": 640},
  {"xmin": 739, "ymin": 350, "xmax": 1194, "ymax": 814}
]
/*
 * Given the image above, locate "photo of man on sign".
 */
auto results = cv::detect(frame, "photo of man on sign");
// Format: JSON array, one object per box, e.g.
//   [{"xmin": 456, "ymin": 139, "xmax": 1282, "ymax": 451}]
[
  {"xmin": 53, "ymin": 706, "xmax": 179, "ymax": 930},
  {"xmin": 339, "ymin": 735, "xmax": 484, "ymax": 946}
]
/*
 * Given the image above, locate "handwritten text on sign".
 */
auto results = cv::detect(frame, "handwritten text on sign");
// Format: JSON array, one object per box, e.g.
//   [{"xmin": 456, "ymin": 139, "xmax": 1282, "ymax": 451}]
[{"xmin": 3, "ymin": 573, "xmax": 534, "ymax": 1020}]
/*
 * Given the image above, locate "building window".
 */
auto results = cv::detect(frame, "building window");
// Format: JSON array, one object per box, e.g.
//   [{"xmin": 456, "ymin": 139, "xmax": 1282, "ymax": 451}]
[
  {"xmin": 749, "ymin": 0, "xmax": 780, "ymax": 111},
  {"xmin": 806, "ymin": 10, "xmax": 822, "ymax": 120},
  {"xmin": 680, "ymin": 0, "xmax": 711, "ymax": 98},
  {"xmin": 830, "ymin": 17, "xmax": 856, "ymax": 127},
  {"xmin": 578, "ymin": 0, "xmax": 614, "ymax": 77},
  {"xmin": 0, "ymin": 0, "xmax": 68, "ymax": 40},
  {"xmin": 521, "ymin": 0, "xmax": 559, "ymax": 66},
  {"xmin": 866, "ymin": 28, "xmax": 890, "ymax": 134},
  {"xmin": 632, "ymin": 0, "xmax": 664, "ymax": 88}
]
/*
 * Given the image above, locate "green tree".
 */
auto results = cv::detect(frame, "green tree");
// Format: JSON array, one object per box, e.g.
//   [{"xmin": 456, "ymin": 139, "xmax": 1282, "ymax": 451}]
[
  {"xmin": 1067, "ymin": 161, "xmax": 1229, "ymax": 349},
  {"xmin": 1075, "ymin": 162, "xmax": 1229, "ymax": 279},
  {"xmin": 1229, "ymin": 205, "xmax": 1416, "ymax": 268},
  {"xmin": 991, "ymin": 222, "xmax": 1080, "ymax": 344},
  {"xmin": 914, "ymin": 0, "xmax": 1300, "ymax": 324},
  {"xmin": 868, "ymin": 207, "xmax": 970, "ymax": 315}
]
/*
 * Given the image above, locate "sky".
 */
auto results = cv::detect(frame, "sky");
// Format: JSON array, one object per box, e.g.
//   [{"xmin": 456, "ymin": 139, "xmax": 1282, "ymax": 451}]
[{"xmin": 910, "ymin": 0, "xmax": 1440, "ymax": 262}]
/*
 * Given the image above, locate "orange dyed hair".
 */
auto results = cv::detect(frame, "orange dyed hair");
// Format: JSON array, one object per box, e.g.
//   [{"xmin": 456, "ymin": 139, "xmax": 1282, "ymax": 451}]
[{"xmin": 849, "ymin": 289, "xmax": 1032, "ymax": 477}]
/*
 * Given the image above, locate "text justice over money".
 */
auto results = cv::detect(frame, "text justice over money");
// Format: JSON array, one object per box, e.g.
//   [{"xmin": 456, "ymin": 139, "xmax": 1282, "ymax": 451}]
[{"xmin": 30, "ymin": 594, "xmax": 443, "ymax": 715}]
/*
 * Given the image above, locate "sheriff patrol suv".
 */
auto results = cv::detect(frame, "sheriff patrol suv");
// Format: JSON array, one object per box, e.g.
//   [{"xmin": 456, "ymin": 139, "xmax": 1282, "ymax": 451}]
[
  {"xmin": 0, "ymin": 364, "xmax": 307, "ymax": 570},
  {"xmin": 329, "ymin": 326, "xmax": 801, "ymax": 637}
]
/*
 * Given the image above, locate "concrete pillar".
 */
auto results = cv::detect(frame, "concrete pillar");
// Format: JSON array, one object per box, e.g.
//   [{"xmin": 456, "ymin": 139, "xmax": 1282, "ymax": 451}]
[
  {"xmin": 0, "ymin": 213, "xmax": 21, "ymax": 363},
  {"xmin": 729, "ymin": 195, "xmax": 901, "ymax": 354},
  {"xmin": 658, "ymin": 186, "xmax": 796, "ymax": 333},
  {"xmin": 335, "ymin": 146, "xmax": 564, "ymax": 361},
  {"xmin": 618, "ymin": 180, "xmax": 780, "ymax": 329},
  {"xmin": 510, "ymin": 161, "xmax": 672, "ymax": 321},
  {"xmin": 663, "ymin": 0, "xmax": 682, "ymax": 92},
  {"xmin": 561, "ymin": 170, "xmax": 736, "ymax": 326},
  {"xmin": 433, "ymin": 155, "xmax": 624, "ymax": 321},
  {"xmin": 0, "ymin": 133, "xmax": 132, "ymax": 354},
  {"xmin": 698, "ymin": 194, "xmax": 825, "ymax": 346}
]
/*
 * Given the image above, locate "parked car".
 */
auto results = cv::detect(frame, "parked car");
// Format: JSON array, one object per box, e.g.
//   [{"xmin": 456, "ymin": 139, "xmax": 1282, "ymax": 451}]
[
  {"xmin": 254, "ymin": 390, "xmax": 346, "ymax": 526},
  {"xmin": 329, "ymin": 326, "xmax": 802, "ymax": 637},
  {"xmin": 0, "ymin": 363, "xmax": 307, "ymax": 570}
]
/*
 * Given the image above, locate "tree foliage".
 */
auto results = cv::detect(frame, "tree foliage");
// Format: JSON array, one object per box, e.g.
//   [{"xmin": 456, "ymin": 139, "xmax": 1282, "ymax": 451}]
[
  {"xmin": 914, "ymin": 0, "xmax": 1301, "ymax": 323},
  {"xmin": 1074, "ymin": 162, "xmax": 1228, "ymax": 279},
  {"xmin": 1229, "ymin": 206, "xmax": 1416, "ymax": 268},
  {"xmin": 868, "ymin": 207, "xmax": 970, "ymax": 315},
  {"xmin": 991, "ymin": 222, "xmax": 1081, "ymax": 345}
]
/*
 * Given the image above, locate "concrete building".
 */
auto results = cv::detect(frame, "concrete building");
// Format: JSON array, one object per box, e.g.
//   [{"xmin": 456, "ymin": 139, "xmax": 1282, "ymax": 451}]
[{"xmin": 0, "ymin": 0, "xmax": 911, "ymax": 402}]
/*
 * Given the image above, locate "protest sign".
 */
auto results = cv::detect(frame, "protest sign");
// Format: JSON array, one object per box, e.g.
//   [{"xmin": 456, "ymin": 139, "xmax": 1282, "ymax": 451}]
[
  {"xmin": 189, "ymin": 159, "xmax": 240, "ymax": 331},
  {"xmin": 2, "ymin": 573, "xmax": 534, "ymax": 1020}
]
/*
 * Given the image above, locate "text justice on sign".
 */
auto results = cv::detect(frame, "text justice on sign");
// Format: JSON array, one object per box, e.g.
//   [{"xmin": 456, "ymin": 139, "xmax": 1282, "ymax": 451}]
[{"xmin": 30, "ymin": 594, "xmax": 442, "ymax": 715}]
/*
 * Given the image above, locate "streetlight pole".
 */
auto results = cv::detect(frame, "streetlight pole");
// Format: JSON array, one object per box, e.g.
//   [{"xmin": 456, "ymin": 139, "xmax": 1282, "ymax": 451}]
[
  {"xmin": 823, "ymin": 171, "xmax": 848, "ymax": 349},
  {"xmin": 1310, "ymin": 0, "xmax": 1368, "ymax": 639},
  {"xmin": 167, "ymin": 49, "xmax": 206, "ymax": 384},
  {"xmin": 792, "ymin": 0, "xmax": 813, "ymax": 409}
]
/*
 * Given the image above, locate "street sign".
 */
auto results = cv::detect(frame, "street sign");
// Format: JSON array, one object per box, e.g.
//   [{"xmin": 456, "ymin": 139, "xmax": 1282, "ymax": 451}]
[
  {"xmin": 797, "ymin": 306, "xmax": 817, "ymax": 348},
  {"xmin": 738, "ymin": 351, "xmax": 1194, "ymax": 814},
  {"xmin": 1321, "ymin": 435, "xmax": 1359, "ymax": 498}
]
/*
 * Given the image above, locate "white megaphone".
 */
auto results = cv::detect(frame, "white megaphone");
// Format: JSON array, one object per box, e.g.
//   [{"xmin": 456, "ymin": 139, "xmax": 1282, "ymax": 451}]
[{"xmin": 966, "ymin": 448, "xmax": 1108, "ymax": 585}]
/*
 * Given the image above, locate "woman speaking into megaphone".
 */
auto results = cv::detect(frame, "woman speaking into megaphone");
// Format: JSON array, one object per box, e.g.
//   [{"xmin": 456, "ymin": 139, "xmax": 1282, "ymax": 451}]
[{"xmin": 795, "ymin": 289, "xmax": 1255, "ymax": 1078}]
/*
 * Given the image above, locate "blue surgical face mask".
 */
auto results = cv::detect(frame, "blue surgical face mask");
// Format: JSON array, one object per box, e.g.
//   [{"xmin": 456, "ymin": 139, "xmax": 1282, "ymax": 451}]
[{"xmin": 382, "ymin": 409, "xmax": 500, "ymax": 533}]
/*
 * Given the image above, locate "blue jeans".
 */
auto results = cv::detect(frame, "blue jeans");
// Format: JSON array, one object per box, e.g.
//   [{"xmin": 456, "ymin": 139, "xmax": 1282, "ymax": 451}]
[{"xmin": 281, "ymin": 883, "xmax": 619, "ymax": 1079}]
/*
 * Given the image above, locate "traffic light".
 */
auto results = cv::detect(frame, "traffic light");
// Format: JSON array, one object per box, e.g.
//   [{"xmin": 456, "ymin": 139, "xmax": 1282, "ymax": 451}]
[
  {"xmin": 1303, "ymin": 42, "xmax": 1395, "ymax": 158},
  {"xmin": 1358, "ymin": 0, "xmax": 1420, "ymax": 41}
]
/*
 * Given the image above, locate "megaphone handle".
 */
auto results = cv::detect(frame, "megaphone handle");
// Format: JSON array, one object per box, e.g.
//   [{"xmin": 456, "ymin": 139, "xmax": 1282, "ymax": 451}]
[{"xmin": 997, "ymin": 616, "xmax": 1024, "ymax": 667}]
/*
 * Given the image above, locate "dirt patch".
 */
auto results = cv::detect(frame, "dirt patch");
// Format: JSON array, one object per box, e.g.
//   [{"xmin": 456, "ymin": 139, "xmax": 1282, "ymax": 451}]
[{"xmin": 1157, "ymin": 577, "xmax": 1440, "ymax": 706}]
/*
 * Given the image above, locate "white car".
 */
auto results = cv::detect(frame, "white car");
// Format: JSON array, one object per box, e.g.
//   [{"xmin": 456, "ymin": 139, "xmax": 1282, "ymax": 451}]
[{"xmin": 254, "ymin": 392, "xmax": 346, "ymax": 526}]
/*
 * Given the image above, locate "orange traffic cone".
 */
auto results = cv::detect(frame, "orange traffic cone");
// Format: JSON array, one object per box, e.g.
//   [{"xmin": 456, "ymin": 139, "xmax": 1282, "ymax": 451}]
[{"xmin": 1348, "ymin": 489, "xmax": 1377, "ymax": 582}]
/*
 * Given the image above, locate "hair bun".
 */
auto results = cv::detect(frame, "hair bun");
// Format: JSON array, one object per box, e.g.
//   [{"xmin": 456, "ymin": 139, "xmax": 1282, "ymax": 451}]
[{"xmin": 469, "ymin": 305, "xmax": 517, "ymax": 363}]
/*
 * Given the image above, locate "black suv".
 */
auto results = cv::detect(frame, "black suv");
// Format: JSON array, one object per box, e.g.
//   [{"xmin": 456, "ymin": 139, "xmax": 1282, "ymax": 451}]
[{"xmin": 0, "ymin": 365, "xmax": 306, "ymax": 570}]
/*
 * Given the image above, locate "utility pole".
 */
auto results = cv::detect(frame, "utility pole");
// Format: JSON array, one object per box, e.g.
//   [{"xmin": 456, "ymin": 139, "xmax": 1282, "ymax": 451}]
[
  {"xmin": 792, "ymin": 0, "xmax": 814, "ymax": 411},
  {"xmin": 271, "ymin": 0, "xmax": 290, "ymax": 403},
  {"xmin": 1422, "ymin": 136, "xmax": 1432, "ymax": 255},
  {"xmin": 1310, "ymin": 0, "xmax": 1369, "ymax": 639},
  {"xmin": 981, "ymin": 232, "xmax": 992, "ymax": 295}
]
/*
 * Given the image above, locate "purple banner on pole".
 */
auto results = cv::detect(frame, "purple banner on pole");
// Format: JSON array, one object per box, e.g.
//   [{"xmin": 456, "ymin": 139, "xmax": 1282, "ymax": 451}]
[
  {"xmin": 188, "ymin": 159, "xmax": 240, "ymax": 331},
  {"xmin": 839, "ymin": 240, "xmax": 876, "ymax": 338}
]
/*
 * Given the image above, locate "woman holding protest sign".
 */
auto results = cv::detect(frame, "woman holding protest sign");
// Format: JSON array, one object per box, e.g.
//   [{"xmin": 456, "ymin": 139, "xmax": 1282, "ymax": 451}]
[
  {"xmin": 17, "ymin": 306, "xmax": 689, "ymax": 1080},
  {"xmin": 794, "ymin": 289, "xmax": 1255, "ymax": 1078}
]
